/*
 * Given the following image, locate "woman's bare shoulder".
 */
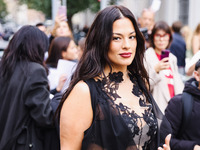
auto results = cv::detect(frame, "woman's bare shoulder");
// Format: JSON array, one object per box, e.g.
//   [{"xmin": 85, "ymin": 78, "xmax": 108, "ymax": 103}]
[
  {"xmin": 72, "ymin": 80, "xmax": 90, "ymax": 94},
  {"xmin": 64, "ymin": 80, "xmax": 91, "ymax": 106},
  {"xmin": 60, "ymin": 80, "xmax": 93, "ymax": 130}
]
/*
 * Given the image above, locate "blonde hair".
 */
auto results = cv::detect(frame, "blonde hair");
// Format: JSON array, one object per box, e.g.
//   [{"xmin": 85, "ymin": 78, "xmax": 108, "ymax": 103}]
[
  {"xmin": 181, "ymin": 25, "xmax": 193, "ymax": 50},
  {"xmin": 51, "ymin": 21, "xmax": 73, "ymax": 38},
  {"xmin": 194, "ymin": 23, "xmax": 200, "ymax": 35}
]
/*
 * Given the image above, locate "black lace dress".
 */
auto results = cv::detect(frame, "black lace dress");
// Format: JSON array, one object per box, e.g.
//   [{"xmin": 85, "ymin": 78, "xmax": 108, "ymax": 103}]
[{"xmin": 82, "ymin": 72, "xmax": 159, "ymax": 150}]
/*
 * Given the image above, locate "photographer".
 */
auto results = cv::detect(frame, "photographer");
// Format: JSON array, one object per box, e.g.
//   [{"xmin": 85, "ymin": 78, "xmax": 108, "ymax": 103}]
[{"xmin": 138, "ymin": 8, "xmax": 155, "ymax": 48}]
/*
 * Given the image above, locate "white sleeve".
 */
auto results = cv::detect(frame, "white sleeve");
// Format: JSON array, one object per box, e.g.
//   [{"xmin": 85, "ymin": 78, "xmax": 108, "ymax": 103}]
[{"xmin": 185, "ymin": 51, "xmax": 200, "ymax": 72}]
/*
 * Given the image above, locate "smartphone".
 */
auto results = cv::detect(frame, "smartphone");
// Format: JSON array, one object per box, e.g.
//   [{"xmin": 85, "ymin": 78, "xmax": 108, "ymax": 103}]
[
  {"xmin": 58, "ymin": 5, "xmax": 66, "ymax": 16},
  {"xmin": 161, "ymin": 49, "xmax": 170, "ymax": 60}
]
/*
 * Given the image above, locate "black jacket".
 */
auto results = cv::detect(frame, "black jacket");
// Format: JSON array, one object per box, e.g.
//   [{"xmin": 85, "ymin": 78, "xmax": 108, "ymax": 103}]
[
  {"xmin": 0, "ymin": 61, "xmax": 60, "ymax": 150},
  {"xmin": 164, "ymin": 78, "xmax": 200, "ymax": 150},
  {"xmin": 170, "ymin": 33, "xmax": 186, "ymax": 67}
]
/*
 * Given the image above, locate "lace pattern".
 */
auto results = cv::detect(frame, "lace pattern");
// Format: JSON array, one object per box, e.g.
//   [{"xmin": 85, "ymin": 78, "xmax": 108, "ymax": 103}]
[{"xmin": 99, "ymin": 72, "xmax": 158, "ymax": 150}]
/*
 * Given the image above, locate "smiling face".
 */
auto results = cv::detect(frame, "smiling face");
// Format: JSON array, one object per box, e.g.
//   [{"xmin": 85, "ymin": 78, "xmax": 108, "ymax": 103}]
[{"xmin": 108, "ymin": 17, "xmax": 137, "ymax": 70}]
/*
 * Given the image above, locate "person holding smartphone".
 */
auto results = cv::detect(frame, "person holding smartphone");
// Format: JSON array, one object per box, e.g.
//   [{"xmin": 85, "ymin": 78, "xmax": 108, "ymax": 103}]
[
  {"xmin": 144, "ymin": 21, "xmax": 184, "ymax": 114},
  {"xmin": 49, "ymin": 6, "xmax": 73, "ymax": 45}
]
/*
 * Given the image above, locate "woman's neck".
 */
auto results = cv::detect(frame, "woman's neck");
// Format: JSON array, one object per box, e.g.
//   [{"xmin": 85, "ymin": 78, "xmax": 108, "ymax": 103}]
[
  {"xmin": 154, "ymin": 47, "xmax": 162, "ymax": 55},
  {"xmin": 103, "ymin": 65, "xmax": 129, "ymax": 81}
]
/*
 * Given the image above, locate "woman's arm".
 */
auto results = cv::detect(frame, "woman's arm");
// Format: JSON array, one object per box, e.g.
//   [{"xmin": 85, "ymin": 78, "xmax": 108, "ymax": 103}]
[
  {"xmin": 60, "ymin": 81, "xmax": 93, "ymax": 150},
  {"xmin": 25, "ymin": 64, "xmax": 54, "ymax": 126},
  {"xmin": 194, "ymin": 145, "xmax": 200, "ymax": 150}
]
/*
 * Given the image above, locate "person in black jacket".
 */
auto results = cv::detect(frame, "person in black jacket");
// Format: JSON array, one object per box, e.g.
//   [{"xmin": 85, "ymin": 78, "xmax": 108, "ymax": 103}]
[
  {"xmin": 0, "ymin": 25, "xmax": 59, "ymax": 150},
  {"xmin": 162, "ymin": 59, "xmax": 200, "ymax": 150}
]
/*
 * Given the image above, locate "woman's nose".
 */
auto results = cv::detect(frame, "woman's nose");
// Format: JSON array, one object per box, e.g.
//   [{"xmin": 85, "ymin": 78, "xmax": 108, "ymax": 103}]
[{"xmin": 122, "ymin": 38, "xmax": 130, "ymax": 49}]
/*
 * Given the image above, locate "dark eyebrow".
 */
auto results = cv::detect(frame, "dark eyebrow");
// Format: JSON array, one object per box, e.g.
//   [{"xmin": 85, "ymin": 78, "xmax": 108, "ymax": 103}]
[{"xmin": 113, "ymin": 31, "xmax": 136, "ymax": 36}]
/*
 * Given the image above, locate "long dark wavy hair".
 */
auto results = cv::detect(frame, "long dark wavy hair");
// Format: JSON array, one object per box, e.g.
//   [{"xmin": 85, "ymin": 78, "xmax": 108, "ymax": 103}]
[
  {"xmin": 57, "ymin": 5, "xmax": 150, "ymax": 118},
  {"xmin": 46, "ymin": 36, "xmax": 72, "ymax": 68},
  {"xmin": 0, "ymin": 25, "xmax": 49, "ymax": 81}
]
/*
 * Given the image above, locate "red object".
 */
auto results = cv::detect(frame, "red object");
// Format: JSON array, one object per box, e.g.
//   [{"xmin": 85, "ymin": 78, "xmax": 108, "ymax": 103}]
[
  {"xmin": 156, "ymin": 52, "xmax": 175, "ymax": 98},
  {"xmin": 119, "ymin": 52, "xmax": 132, "ymax": 58}
]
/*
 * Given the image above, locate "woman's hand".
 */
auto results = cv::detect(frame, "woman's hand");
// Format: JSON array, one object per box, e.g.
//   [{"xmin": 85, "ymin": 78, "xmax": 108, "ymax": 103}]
[
  {"xmin": 158, "ymin": 134, "xmax": 171, "ymax": 150},
  {"xmin": 56, "ymin": 74, "xmax": 67, "ymax": 92},
  {"xmin": 194, "ymin": 145, "xmax": 200, "ymax": 150},
  {"xmin": 154, "ymin": 57, "xmax": 170, "ymax": 73},
  {"xmin": 55, "ymin": 13, "xmax": 67, "ymax": 25}
]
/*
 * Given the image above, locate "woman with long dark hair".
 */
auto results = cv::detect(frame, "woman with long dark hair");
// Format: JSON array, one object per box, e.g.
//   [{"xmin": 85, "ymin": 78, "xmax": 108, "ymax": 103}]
[
  {"xmin": 58, "ymin": 6, "xmax": 170, "ymax": 150},
  {"xmin": 46, "ymin": 36, "xmax": 78, "ymax": 93},
  {"xmin": 0, "ymin": 25, "xmax": 59, "ymax": 150}
]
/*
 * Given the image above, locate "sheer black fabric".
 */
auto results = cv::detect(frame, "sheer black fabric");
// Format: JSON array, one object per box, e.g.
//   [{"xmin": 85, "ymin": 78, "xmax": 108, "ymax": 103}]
[{"xmin": 83, "ymin": 72, "xmax": 164, "ymax": 150}]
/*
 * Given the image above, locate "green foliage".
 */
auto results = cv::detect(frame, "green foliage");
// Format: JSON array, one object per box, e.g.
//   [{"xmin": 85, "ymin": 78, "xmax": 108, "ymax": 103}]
[
  {"xmin": 89, "ymin": 0, "xmax": 101, "ymax": 13},
  {"xmin": 109, "ymin": 0, "xmax": 118, "ymax": 5},
  {"xmin": 17, "ymin": 0, "xmax": 120, "ymax": 20},
  {"xmin": 18, "ymin": 0, "xmax": 51, "ymax": 18},
  {"xmin": 0, "ymin": 0, "xmax": 8, "ymax": 20},
  {"xmin": 17, "ymin": 0, "xmax": 100, "ymax": 19},
  {"xmin": 67, "ymin": 0, "xmax": 100, "ymax": 17}
]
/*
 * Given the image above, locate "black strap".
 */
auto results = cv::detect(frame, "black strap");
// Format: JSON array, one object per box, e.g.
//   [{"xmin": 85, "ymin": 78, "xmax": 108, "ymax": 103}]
[
  {"xmin": 84, "ymin": 79, "xmax": 97, "ymax": 107},
  {"xmin": 177, "ymin": 92, "xmax": 193, "ymax": 138}
]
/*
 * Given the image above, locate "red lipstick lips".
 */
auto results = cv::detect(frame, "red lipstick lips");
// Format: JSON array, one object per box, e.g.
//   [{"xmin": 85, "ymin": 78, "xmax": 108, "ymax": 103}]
[{"xmin": 119, "ymin": 52, "xmax": 132, "ymax": 58}]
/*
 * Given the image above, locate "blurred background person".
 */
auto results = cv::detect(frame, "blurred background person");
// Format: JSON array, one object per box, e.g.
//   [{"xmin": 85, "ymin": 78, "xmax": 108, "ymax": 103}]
[
  {"xmin": 138, "ymin": 8, "xmax": 155, "ymax": 35},
  {"xmin": 36, "ymin": 22, "xmax": 47, "ymax": 33},
  {"xmin": 181, "ymin": 25, "xmax": 193, "ymax": 59},
  {"xmin": 169, "ymin": 21, "xmax": 186, "ymax": 77},
  {"xmin": 45, "ymin": 36, "xmax": 78, "ymax": 94},
  {"xmin": 0, "ymin": 25, "xmax": 59, "ymax": 150},
  {"xmin": 144, "ymin": 21, "xmax": 184, "ymax": 114},
  {"xmin": 77, "ymin": 37, "xmax": 86, "ymax": 61},
  {"xmin": 138, "ymin": 8, "xmax": 155, "ymax": 49},
  {"xmin": 161, "ymin": 59, "xmax": 200, "ymax": 150},
  {"xmin": 49, "ymin": 13, "xmax": 73, "ymax": 44},
  {"xmin": 192, "ymin": 23, "xmax": 200, "ymax": 55},
  {"xmin": 185, "ymin": 23, "xmax": 200, "ymax": 76}
]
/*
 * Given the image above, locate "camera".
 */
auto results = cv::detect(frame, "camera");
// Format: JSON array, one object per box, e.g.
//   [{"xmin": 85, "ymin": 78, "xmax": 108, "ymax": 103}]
[{"xmin": 139, "ymin": 27, "xmax": 149, "ymax": 41}]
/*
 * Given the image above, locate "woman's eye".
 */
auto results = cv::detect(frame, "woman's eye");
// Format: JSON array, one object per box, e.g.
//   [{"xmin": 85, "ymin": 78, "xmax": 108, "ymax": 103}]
[
  {"xmin": 113, "ymin": 37, "xmax": 120, "ymax": 40},
  {"xmin": 130, "ymin": 35, "xmax": 136, "ymax": 39}
]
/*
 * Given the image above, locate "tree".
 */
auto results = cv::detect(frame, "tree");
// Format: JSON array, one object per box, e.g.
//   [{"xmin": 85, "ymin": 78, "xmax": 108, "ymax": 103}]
[
  {"xmin": 17, "ymin": 0, "xmax": 100, "ymax": 19},
  {"xmin": 65, "ymin": 0, "xmax": 120, "ymax": 29},
  {"xmin": 0, "ymin": 0, "xmax": 8, "ymax": 22},
  {"xmin": 67, "ymin": 0, "xmax": 100, "ymax": 30},
  {"xmin": 18, "ymin": 0, "xmax": 51, "ymax": 18},
  {"xmin": 17, "ymin": 0, "xmax": 119, "ymax": 28}
]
